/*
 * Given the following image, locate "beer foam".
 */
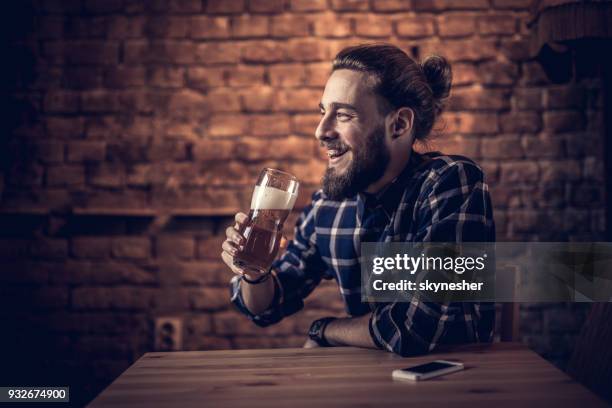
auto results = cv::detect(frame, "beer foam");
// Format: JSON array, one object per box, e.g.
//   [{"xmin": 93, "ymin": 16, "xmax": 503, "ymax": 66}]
[{"xmin": 250, "ymin": 185, "xmax": 298, "ymax": 210}]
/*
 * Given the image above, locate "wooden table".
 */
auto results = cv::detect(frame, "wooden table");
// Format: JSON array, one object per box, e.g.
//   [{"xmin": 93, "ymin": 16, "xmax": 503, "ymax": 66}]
[{"xmin": 89, "ymin": 343, "xmax": 606, "ymax": 408}]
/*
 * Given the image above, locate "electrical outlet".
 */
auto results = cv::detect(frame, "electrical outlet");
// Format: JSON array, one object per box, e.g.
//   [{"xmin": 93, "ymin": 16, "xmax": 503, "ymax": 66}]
[{"xmin": 154, "ymin": 317, "xmax": 183, "ymax": 351}]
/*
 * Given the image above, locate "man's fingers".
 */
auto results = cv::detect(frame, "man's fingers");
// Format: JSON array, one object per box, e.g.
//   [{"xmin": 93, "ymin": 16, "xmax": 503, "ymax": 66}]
[
  {"xmin": 235, "ymin": 212, "xmax": 248, "ymax": 224},
  {"xmin": 221, "ymin": 251, "xmax": 245, "ymax": 276},
  {"xmin": 225, "ymin": 226, "xmax": 245, "ymax": 246},
  {"xmin": 222, "ymin": 240, "xmax": 239, "ymax": 256}
]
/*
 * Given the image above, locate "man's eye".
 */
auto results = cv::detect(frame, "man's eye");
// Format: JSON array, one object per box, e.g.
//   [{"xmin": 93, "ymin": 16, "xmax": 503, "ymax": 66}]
[
  {"xmin": 320, "ymin": 110, "xmax": 325, "ymax": 116},
  {"xmin": 336, "ymin": 112, "xmax": 352, "ymax": 121}
]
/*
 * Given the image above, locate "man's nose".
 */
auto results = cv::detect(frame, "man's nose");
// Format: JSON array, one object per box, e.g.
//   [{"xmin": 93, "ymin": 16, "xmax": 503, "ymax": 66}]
[{"xmin": 315, "ymin": 115, "xmax": 338, "ymax": 143}]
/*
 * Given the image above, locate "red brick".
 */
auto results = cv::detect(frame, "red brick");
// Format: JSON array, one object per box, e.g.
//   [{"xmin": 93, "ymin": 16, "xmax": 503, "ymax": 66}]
[
  {"xmin": 192, "ymin": 139, "xmax": 237, "ymax": 161},
  {"xmin": 227, "ymin": 66, "xmax": 266, "ymax": 87},
  {"xmin": 209, "ymin": 114, "xmax": 249, "ymax": 137},
  {"xmin": 478, "ymin": 61, "xmax": 518, "ymax": 85},
  {"xmin": 108, "ymin": 16, "xmax": 146, "ymax": 39},
  {"xmin": 274, "ymin": 89, "xmax": 321, "ymax": 112},
  {"xmin": 545, "ymin": 86, "xmax": 586, "ymax": 109},
  {"xmin": 64, "ymin": 41, "xmax": 118, "ymax": 65},
  {"xmin": 492, "ymin": 0, "xmax": 531, "ymax": 9},
  {"xmin": 28, "ymin": 142, "xmax": 65, "ymax": 164},
  {"xmin": 236, "ymin": 136, "xmax": 314, "ymax": 160},
  {"xmin": 271, "ymin": 15, "xmax": 311, "ymax": 37},
  {"xmin": 331, "ymin": 0, "xmax": 369, "ymax": 11},
  {"xmin": 540, "ymin": 160, "xmax": 582, "ymax": 183},
  {"xmin": 500, "ymin": 161, "xmax": 539, "ymax": 183},
  {"xmin": 452, "ymin": 63, "xmax": 478, "ymax": 86},
  {"xmin": 178, "ymin": 260, "xmax": 230, "ymax": 285},
  {"xmin": 156, "ymin": 236, "xmax": 195, "ymax": 259},
  {"xmin": 188, "ymin": 288, "xmax": 228, "ymax": 311},
  {"xmin": 448, "ymin": 88, "xmax": 511, "ymax": 111},
  {"xmin": 167, "ymin": 90, "xmax": 209, "ymax": 120},
  {"xmin": 231, "ymin": 15, "xmax": 269, "ymax": 38},
  {"xmin": 207, "ymin": 89, "xmax": 242, "ymax": 112},
  {"xmin": 89, "ymin": 164, "xmax": 125, "ymax": 188},
  {"xmin": 72, "ymin": 287, "xmax": 157, "ymax": 310},
  {"xmin": 543, "ymin": 111, "xmax": 584, "ymax": 133},
  {"xmin": 123, "ymin": 40, "xmax": 148, "ymax": 64},
  {"xmin": 104, "ymin": 66, "xmax": 146, "ymax": 88},
  {"xmin": 112, "ymin": 237, "xmax": 151, "ymax": 260},
  {"xmin": 207, "ymin": 0, "xmax": 246, "ymax": 14},
  {"xmin": 84, "ymin": 0, "xmax": 123, "ymax": 13},
  {"xmin": 414, "ymin": 0, "xmax": 489, "ymax": 10},
  {"xmin": 147, "ymin": 139, "xmax": 189, "ymax": 161},
  {"xmin": 71, "ymin": 237, "xmax": 111, "ymax": 259},
  {"xmin": 67, "ymin": 141, "xmax": 106, "ymax": 162},
  {"xmin": 521, "ymin": 61, "xmax": 549, "ymax": 85},
  {"xmin": 241, "ymin": 41, "xmax": 287, "ymax": 63},
  {"xmin": 513, "ymin": 88, "xmax": 543, "ymax": 110},
  {"xmin": 442, "ymin": 112, "xmax": 499, "ymax": 134},
  {"xmin": 427, "ymin": 134, "xmax": 480, "ymax": 158},
  {"xmin": 395, "ymin": 15, "xmax": 435, "ymax": 38},
  {"xmin": 481, "ymin": 135, "xmax": 523, "ymax": 159},
  {"xmin": 500, "ymin": 39, "xmax": 531, "ymax": 61},
  {"xmin": 268, "ymin": 63, "xmax": 306, "ymax": 86},
  {"xmin": 478, "ymin": 14, "xmax": 517, "ymax": 35},
  {"xmin": 291, "ymin": 0, "xmax": 327, "ymax": 11},
  {"xmin": 191, "ymin": 16, "xmax": 230, "ymax": 39},
  {"xmin": 80, "ymin": 91, "xmax": 119, "ymax": 113},
  {"xmin": 521, "ymin": 134, "xmax": 565, "ymax": 158},
  {"xmin": 196, "ymin": 235, "xmax": 227, "ymax": 259},
  {"xmin": 313, "ymin": 13, "xmax": 352, "ymax": 37},
  {"xmin": 355, "ymin": 15, "xmax": 393, "ymax": 38},
  {"xmin": 44, "ymin": 91, "xmax": 80, "ymax": 113},
  {"xmin": 425, "ymin": 39, "xmax": 496, "ymax": 62},
  {"xmin": 500, "ymin": 112, "xmax": 542, "ymax": 133},
  {"xmin": 145, "ymin": 16, "xmax": 190, "ymax": 38},
  {"xmin": 195, "ymin": 43, "xmax": 240, "ymax": 65},
  {"xmin": 148, "ymin": 41, "xmax": 195, "ymax": 65},
  {"xmin": 147, "ymin": 66, "xmax": 185, "ymax": 88},
  {"xmin": 186, "ymin": 67, "xmax": 226, "ymax": 89},
  {"xmin": 373, "ymin": 0, "xmax": 410, "ymax": 11},
  {"xmin": 29, "ymin": 239, "xmax": 69, "ymax": 260},
  {"xmin": 291, "ymin": 113, "xmax": 321, "ymax": 135},
  {"xmin": 241, "ymin": 86, "xmax": 274, "ymax": 112},
  {"xmin": 287, "ymin": 39, "xmax": 330, "ymax": 62},
  {"xmin": 250, "ymin": 114, "xmax": 291, "ymax": 136},
  {"xmin": 168, "ymin": 0, "xmax": 201, "ymax": 12},
  {"xmin": 437, "ymin": 13, "xmax": 476, "ymax": 38},
  {"xmin": 249, "ymin": 0, "xmax": 285, "ymax": 13},
  {"xmin": 46, "ymin": 165, "xmax": 85, "ymax": 187},
  {"xmin": 305, "ymin": 62, "xmax": 330, "ymax": 87}
]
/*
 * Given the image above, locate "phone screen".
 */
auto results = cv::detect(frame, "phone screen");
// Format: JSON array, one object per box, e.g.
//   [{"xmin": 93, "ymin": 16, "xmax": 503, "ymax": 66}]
[{"xmin": 401, "ymin": 361, "xmax": 456, "ymax": 374}]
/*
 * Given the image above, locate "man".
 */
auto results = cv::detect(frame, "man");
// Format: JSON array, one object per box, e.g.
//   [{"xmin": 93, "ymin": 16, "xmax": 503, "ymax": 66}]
[{"xmin": 221, "ymin": 44, "xmax": 495, "ymax": 356}]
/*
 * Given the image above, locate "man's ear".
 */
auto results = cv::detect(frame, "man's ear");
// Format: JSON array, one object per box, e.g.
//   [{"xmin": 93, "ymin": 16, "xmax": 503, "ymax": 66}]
[{"xmin": 392, "ymin": 107, "xmax": 414, "ymax": 139}]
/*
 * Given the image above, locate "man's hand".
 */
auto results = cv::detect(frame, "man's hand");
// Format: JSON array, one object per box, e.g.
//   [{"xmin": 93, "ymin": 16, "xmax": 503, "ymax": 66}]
[
  {"xmin": 302, "ymin": 338, "xmax": 320, "ymax": 349},
  {"xmin": 221, "ymin": 212, "xmax": 258, "ymax": 280}
]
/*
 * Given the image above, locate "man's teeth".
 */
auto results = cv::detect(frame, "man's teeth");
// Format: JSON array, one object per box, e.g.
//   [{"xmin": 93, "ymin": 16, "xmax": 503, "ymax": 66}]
[{"xmin": 327, "ymin": 149, "xmax": 345, "ymax": 158}]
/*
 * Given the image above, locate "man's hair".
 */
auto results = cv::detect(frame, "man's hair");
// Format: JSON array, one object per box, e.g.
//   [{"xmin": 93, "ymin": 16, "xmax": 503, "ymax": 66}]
[{"xmin": 332, "ymin": 43, "xmax": 452, "ymax": 141}]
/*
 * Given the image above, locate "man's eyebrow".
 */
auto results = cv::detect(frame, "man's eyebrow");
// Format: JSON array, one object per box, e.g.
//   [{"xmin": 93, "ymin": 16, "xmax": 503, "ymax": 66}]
[{"xmin": 319, "ymin": 102, "xmax": 358, "ymax": 111}]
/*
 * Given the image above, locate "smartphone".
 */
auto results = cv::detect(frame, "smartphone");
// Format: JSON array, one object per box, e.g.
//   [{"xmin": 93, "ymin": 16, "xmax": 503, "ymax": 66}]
[{"xmin": 392, "ymin": 360, "xmax": 464, "ymax": 381}]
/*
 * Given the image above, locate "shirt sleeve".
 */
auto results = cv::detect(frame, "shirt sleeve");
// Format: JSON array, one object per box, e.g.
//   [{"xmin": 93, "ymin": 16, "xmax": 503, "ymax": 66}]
[
  {"xmin": 369, "ymin": 160, "xmax": 496, "ymax": 357},
  {"xmin": 230, "ymin": 191, "xmax": 329, "ymax": 327}
]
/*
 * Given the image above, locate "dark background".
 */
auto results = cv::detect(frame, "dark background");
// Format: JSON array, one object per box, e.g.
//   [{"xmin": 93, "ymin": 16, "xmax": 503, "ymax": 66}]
[{"xmin": 0, "ymin": 0, "xmax": 606, "ymax": 406}]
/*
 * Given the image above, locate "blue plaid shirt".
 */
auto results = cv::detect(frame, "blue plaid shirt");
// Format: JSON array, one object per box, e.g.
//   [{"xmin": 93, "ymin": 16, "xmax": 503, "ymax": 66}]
[{"xmin": 230, "ymin": 151, "xmax": 495, "ymax": 356}]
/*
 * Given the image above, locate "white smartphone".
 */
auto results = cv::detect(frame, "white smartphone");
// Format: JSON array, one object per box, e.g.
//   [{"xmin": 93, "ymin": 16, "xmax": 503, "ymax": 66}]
[{"xmin": 392, "ymin": 360, "xmax": 464, "ymax": 381}]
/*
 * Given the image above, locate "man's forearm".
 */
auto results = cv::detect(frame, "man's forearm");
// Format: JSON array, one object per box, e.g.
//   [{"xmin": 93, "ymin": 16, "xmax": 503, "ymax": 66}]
[
  {"xmin": 323, "ymin": 314, "xmax": 378, "ymax": 349},
  {"xmin": 241, "ymin": 276, "xmax": 275, "ymax": 315}
]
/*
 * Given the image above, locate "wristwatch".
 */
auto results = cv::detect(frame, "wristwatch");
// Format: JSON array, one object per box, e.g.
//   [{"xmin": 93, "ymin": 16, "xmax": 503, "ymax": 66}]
[{"xmin": 308, "ymin": 317, "xmax": 336, "ymax": 347}]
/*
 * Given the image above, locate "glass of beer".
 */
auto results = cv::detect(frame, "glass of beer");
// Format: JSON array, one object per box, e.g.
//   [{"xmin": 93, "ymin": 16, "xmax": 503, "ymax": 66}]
[{"xmin": 233, "ymin": 168, "xmax": 299, "ymax": 276}]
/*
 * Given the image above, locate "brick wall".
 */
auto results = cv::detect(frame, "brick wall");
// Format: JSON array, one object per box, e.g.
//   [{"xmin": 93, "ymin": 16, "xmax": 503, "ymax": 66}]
[{"xmin": 1, "ymin": 0, "xmax": 604, "ymax": 405}]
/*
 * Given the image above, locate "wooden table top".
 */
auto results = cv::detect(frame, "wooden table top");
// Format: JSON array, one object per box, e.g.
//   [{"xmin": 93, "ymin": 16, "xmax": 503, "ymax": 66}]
[{"xmin": 88, "ymin": 342, "xmax": 606, "ymax": 408}]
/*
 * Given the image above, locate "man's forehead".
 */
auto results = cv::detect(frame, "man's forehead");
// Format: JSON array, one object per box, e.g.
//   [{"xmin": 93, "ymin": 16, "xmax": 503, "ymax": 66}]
[{"xmin": 320, "ymin": 69, "xmax": 377, "ymax": 108}]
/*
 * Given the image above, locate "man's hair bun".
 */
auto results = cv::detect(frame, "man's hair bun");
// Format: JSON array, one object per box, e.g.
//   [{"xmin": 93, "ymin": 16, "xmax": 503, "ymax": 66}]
[{"xmin": 421, "ymin": 55, "xmax": 452, "ymax": 106}]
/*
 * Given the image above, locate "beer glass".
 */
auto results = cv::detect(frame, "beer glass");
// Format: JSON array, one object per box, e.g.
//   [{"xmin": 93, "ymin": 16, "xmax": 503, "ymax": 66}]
[{"xmin": 233, "ymin": 168, "xmax": 299, "ymax": 275}]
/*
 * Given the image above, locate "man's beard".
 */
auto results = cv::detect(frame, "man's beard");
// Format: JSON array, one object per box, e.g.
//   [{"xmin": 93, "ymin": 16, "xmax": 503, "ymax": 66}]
[{"xmin": 322, "ymin": 126, "xmax": 390, "ymax": 200}]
